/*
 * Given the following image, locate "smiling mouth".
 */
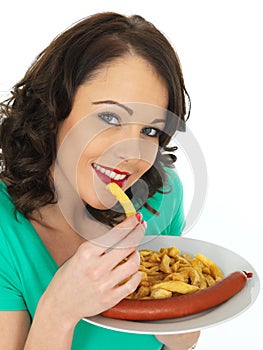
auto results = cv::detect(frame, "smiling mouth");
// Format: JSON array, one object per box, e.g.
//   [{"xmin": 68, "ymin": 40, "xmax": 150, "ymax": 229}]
[{"xmin": 92, "ymin": 163, "xmax": 130, "ymax": 188}]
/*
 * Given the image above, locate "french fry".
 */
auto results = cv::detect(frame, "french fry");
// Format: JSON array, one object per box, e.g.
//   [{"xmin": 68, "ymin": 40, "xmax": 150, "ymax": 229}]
[
  {"xmin": 160, "ymin": 254, "xmax": 172, "ymax": 273},
  {"xmin": 152, "ymin": 280, "xmax": 199, "ymax": 294},
  {"xmin": 195, "ymin": 253, "xmax": 224, "ymax": 281},
  {"xmin": 106, "ymin": 182, "xmax": 136, "ymax": 217},
  {"xmin": 125, "ymin": 246, "xmax": 224, "ymax": 300},
  {"xmin": 204, "ymin": 273, "xmax": 216, "ymax": 287},
  {"xmin": 167, "ymin": 246, "xmax": 180, "ymax": 258},
  {"xmin": 134, "ymin": 286, "xmax": 151, "ymax": 299},
  {"xmin": 150, "ymin": 289, "xmax": 172, "ymax": 299}
]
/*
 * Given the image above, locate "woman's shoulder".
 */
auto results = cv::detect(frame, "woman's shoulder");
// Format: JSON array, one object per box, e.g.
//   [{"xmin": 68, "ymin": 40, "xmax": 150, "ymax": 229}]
[
  {"xmin": 0, "ymin": 182, "xmax": 52, "ymax": 270},
  {"xmin": 164, "ymin": 166, "xmax": 183, "ymax": 191},
  {"xmin": 0, "ymin": 181, "xmax": 7, "ymax": 193},
  {"xmin": 0, "ymin": 181, "xmax": 16, "ymax": 217},
  {"xmin": 0, "ymin": 182, "xmax": 28, "ymax": 230},
  {"xmin": 0, "ymin": 181, "xmax": 12, "ymax": 211},
  {"xmin": 154, "ymin": 166, "xmax": 183, "ymax": 202},
  {"xmin": 142, "ymin": 167, "xmax": 185, "ymax": 235},
  {"xmin": 0, "ymin": 183, "xmax": 17, "ymax": 260},
  {"xmin": 143, "ymin": 167, "xmax": 183, "ymax": 216}
]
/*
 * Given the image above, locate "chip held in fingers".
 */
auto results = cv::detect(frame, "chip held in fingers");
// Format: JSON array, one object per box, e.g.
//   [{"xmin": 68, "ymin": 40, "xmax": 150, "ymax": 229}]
[{"xmin": 106, "ymin": 182, "xmax": 136, "ymax": 217}]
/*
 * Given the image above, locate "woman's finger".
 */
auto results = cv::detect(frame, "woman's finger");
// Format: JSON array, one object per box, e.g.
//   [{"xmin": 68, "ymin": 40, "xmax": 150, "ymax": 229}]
[
  {"xmin": 89, "ymin": 214, "xmax": 143, "ymax": 251},
  {"xmin": 112, "ymin": 271, "xmax": 142, "ymax": 303},
  {"xmin": 108, "ymin": 250, "xmax": 141, "ymax": 288},
  {"xmin": 111, "ymin": 222, "xmax": 145, "ymax": 249}
]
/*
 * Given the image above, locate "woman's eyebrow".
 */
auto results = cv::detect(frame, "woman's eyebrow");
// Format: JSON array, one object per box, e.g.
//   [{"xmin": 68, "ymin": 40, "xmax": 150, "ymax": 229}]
[
  {"xmin": 151, "ymin": 118, "xmax": 166, "ymax": 125},
  {"xmin": 92, "ymin": 100, "xmax": 134, "ymax": 115}
]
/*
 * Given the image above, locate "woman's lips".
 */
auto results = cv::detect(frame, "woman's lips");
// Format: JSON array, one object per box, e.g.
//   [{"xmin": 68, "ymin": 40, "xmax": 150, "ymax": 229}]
[{"xmin": 92, "ymin": 163, "xmax": 130, "ymax": 188}]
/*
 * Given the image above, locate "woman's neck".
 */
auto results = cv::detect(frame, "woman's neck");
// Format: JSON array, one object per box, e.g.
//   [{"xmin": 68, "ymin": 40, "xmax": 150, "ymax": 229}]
[{"xmin": 30, "ymin": 203, "xmax": 86, "ymax": 266}]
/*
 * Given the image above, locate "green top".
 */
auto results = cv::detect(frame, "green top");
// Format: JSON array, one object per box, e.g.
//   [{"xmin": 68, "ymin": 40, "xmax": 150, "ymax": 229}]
[{"xmin": 0, "ymin": 168, "xmax": 184, "ymax": 350}]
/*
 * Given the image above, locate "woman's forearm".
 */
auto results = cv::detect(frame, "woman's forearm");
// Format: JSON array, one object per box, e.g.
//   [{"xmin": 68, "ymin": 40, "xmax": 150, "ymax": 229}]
[
  {"xmin": 24, "ymin": 296, "xmax": 76, "ymax": 350},
  {"xmin": 25, "ymin": 325, "xmax": 74, "ymax": 350}
]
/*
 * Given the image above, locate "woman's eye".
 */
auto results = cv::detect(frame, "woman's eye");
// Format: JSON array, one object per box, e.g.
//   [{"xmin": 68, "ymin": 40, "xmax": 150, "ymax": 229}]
[
  {"xmin": 142, "ymin": 127, "xmax": 160, "ymax": 137},
  {"xmin": 98, "ymin": 112, "xmax": 120, "ymax": 126}
]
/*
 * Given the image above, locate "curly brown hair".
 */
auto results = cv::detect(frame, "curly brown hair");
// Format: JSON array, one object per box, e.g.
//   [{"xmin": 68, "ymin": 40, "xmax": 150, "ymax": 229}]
[{"xmin": 0, "ymin": 12, "xmax": 190, "ymax": 225}]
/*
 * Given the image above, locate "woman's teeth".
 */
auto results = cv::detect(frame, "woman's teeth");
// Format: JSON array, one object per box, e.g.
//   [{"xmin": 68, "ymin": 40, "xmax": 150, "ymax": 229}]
[{"xmin": 93, "ymin": 164, "xmax": 127, "ymax": 181}]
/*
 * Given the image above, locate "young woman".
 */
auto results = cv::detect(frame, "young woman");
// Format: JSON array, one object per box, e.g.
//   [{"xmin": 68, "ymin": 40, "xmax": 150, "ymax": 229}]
[{"xmin": 0, "ymin": 12, "xmax": 200, "ymax": 350}]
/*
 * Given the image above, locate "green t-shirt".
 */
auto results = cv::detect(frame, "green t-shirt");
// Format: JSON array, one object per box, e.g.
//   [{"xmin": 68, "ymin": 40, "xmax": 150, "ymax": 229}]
[{"xmin": 0, "ymin": 168, "xmax": 184, "ymax": 350}]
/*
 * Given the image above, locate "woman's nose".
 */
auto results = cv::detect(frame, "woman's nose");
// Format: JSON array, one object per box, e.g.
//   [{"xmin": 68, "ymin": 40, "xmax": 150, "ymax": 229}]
[
  {"xmin": 113, "ymin": 126, "xmax": 158, "ymax": 164},
  {"xmin": 116, "ymin": 138, "xmax": 141, "ymax": 162}
]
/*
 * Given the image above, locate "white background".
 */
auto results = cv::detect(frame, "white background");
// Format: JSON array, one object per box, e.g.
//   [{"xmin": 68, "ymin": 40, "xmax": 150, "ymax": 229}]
[{"xmin": 1, "ymin": 0, "xmax": 262, "ymax": 348}]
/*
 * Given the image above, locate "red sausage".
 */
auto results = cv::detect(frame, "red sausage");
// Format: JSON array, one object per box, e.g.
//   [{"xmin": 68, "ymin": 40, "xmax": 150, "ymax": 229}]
[{"xmin": 102, "ymin": 271, "xmax": 252, "ymax": 320}]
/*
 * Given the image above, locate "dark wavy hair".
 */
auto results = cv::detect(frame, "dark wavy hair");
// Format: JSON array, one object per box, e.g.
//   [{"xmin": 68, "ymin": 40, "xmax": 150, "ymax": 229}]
[{"xmin": 0, "ymin": 12, "xmax": 190, "ymax": 225}]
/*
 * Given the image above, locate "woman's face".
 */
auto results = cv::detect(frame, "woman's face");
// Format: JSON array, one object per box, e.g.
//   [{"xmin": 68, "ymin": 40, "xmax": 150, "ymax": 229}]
[{"xmin": 57, "ymin": 56, "xmax": 168, "ymax": 210}]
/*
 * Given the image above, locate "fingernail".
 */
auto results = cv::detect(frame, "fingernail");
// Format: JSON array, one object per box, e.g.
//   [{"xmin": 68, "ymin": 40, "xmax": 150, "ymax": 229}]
[
  {"xmin": 136, "ymin": 212, "xmax": 143, "ymax": 222},
  {"xmin": 141, "ymin": 220, "xmax": 147, "ymax": 229},
  {"xmin": 135, "ymin": 250, "xmax": 141, "ymax": 265}
]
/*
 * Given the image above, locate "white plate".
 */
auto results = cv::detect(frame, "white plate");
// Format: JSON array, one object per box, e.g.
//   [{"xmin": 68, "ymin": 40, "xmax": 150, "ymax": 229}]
[{"xmin": 83, "ymin": 236, "xmax": 260, "ymax": 334}]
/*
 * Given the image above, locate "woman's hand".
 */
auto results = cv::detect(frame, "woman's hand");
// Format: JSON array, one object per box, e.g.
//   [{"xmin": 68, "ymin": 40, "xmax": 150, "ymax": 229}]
[
  {"xmin": 37, "ymin": 214, "xmax": 145, "ymax": 328},
  {"xmin": 155, "ymin": 331, "xmax": 200, "ymax": 350}
]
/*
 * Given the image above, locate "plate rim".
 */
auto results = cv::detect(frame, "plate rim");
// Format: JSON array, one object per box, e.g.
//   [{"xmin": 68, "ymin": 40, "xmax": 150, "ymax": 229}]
[{"xmin": 83, "ymin": 236, "xmax": 260, "ymax": 334}]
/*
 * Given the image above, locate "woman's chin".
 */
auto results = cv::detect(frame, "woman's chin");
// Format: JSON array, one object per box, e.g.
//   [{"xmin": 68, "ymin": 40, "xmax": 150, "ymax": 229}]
[{"xmin": 84, "ymin": 199, "xmax": 117, "ymax": 211}]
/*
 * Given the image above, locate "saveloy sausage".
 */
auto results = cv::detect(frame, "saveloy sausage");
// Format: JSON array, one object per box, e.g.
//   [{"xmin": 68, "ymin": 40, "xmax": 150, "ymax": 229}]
[{"xmin": 102, "ymin": 271, "xmax": 252, "ymax": 320}]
